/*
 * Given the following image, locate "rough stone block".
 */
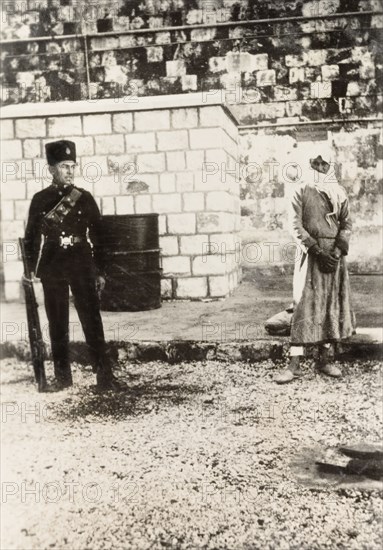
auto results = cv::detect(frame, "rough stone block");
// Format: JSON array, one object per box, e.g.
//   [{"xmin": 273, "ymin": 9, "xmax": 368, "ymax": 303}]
[
  {"xmin": 249, "ymin": 53, "xmax": 268, "ymax": 72},
  {"xmin": 181, "ymin": 75, "xmax": 198, "ymax": 91},
  {"xmin": 206, "ymin": 191, "xmax": 232, "ymax": 211},
  {"xmin": 209, "ymin": 275, "xmax": 231, "ymax": 297},
  {"xmin": 167, "ymin": 213, "xmax": 196, "ymax": 234},
  {"xmin": 274, "ymin": 86, "xmax": 298, "ymax": 102},
  {"xmin": 166, "ymin": 60, "xmax": 186, "ymax": 77},
  {"xmin": 360, "ymin": 64, "xmax": 375, "ymax": 80},
  {"xmin": 3, "ymin": 259, "xmax": 23, "ymax": 282},
  {"xmin": 176, "ymin": 277, "xmax": 208, "ymax": 298},
  {"xmin": 160, "ymin": 235, "xmax": 179, "ymax": 256},
  {"xmin": 112, "ymin": 113, "xmax": 133, "ymax": 133},
  {"xmin": 147, "ymin": 46, "xmax": 163, "ymax": 63},
  {"xmin": 302, "ymin": 0, "xmax": 340, "ymax": 17},
  {"xmin": 1, "ymin": 220, "xmax": 25, "ymax": 240},
  {"xmin": 4, "ymin": 282, "xmax": 20, "ymax": 301},
  {"xmin": 183, "ymin": 192, "xmax": 204, "ymax": 212},
  {"xmin": 83, "ymin": 114, "xmax": 112, "ymax": 135},
  {"xmin": 71, "ymin": 137, "xmax": 94, "ymax": 156},
  {"xmin": 47, "ymin": 116, "xmax": 82, "ymax": 136},
  {"xmin": 14, "ymin": 200, "xmax": 30, "ymax": 220},
  {"xmin": 133, "ymin": 173, "xmax": 159, "ymax": 193},
  {"xmin": 286, "ymin": 101, "xmax": 303, "ymax": 117},
  {"xmin": 136, "ymin": 153, "xmax": 165, "ymax": 173},
  {"xmin": 158, "ymin": 130, "xmax": 188, "ymax": 151},
  {"xmin": 192, "ymin": 255, "xmax": 227, "ymax": 276},
  {"xmin": 161, "ymin": 278, "xmax": 173, "ymax": 299},
  {"xmin": 135, "ymin": 111, "xmax": 170, "ymax": 131},
  {"xmin": 171, "ymin": 108, "xmax": 198, "ymax": 129},
  {"xmin": 186, "ymin": 150, "xmax": 205, "ymax": 171},
  {"xmin": 346, "ymin": 81, "xmax": 361, "ymax": 97},
  {"xmin": 16, "ymin": 118, "xmax": 46, "ymax": 139},
  {"xmin": 176, "ymin": 172, "xmax": 194, "ymax": 192},
  {"xmin": 166, "ymin": 151, "xmax": 186, "ymax": 171},
  {"xmin": 1, "ymin": 201, "xmax": 14, "ymax": 221},
  {"xmin": 189, "ymin": 128, "xmax": 224, "ymax": 149},
  {"xmin": 95, "ymin": 135, "xmax": 124, "ymax": 155},
  {"xmin": 180, "ymin": 234, "xmax": 209, "ymax": 256},
  {"xmin": 197, "ymin": 212, "xmax": 234, "ymax": 233},
  {"xmin": 305, "ymin": 49, "xmax": 328, "ymax": 66},
  {"xmin": 194, "ymin": 169, "xmax": 234, "ymax": 192},
  {"xmin": 1, "ymin": 120, "xmax": 14, "ymax": 140},
  {"xmin": 256, "ymin": 70, "xmax": 276, "ymax": 87},
  {"xmin": 289, "ymin": 67, "xmax": 305, "ymax": 84},
  {"xmin": 125, "ymin": 133, "xmax": 156, "ymax": 153},
  {"xmin": 159, "ymin": 173, "xmax": 176, "ymax": 193},
  {"xmin": 1, "ymin": 140, "xmax": 23, "ymax": 160},
  {"xmin": 209, "ymin": 57, "xmax": 226, "ymax": 73},
  {"xmin": 285, "ymin": 55, "xmax": 306, "ymax": 67},
  {"xmin": 1, "ymin": 180, "xmax": 26, "ymax": 200},
  {"xmin": 162, "ymin": 255, "xmax": 191, "ymax": 276},
  {"xmin": 115, "ymin": 196, "xmax": 134, "ymax": 215},
  {"xmin": 310, "ymin": 82, "xmax": 332, "ymax": 99},
  {"xmin": 134, "ymin": 194, "xmax": 152, "ymax": 214},
  {"xmin": 199, "ymin": 106, "xmax": 222, "ymax": 127},
  {"xmin": 101, "ymin": 197, "xmax": 115, "ymax": 215},
  {"xmin": 321, "ymin": 65, "xmax": 340, "ymax": 81},
  {"xmin": 23, "ymin": 139, "xmax": 41, "ymax": 158},
  {"xmin": 93, "ymin": 176, "xmax": 120, "ymax": 197},
  {"xmin": 81, "ymin": 156, "xmax": 108, "ymax": 179},
  {"xmin": 152, "ymin": 193, "xmax": 181, "ymax": 213}
]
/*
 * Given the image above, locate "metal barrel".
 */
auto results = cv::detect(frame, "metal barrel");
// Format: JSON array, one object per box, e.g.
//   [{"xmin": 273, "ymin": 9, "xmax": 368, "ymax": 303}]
[{"xmin": 99, "ymin": 214, "xmax": 162, "ymax": 312}]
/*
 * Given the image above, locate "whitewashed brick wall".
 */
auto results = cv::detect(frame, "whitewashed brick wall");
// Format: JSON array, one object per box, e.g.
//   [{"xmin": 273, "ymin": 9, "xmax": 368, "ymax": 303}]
[{"xmin": 1, "ymin": 97, "xmax": 242, "ymax": 301}]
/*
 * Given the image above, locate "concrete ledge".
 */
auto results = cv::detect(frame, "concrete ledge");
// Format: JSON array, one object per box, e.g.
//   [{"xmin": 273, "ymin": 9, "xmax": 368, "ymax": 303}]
[
  {"xmin": 1, "ymin": 336, "xmax": 381, "ymax": 365},
  {"xmin": 0, "ymin": 92, "xmax": 239, "ymax": 125}
]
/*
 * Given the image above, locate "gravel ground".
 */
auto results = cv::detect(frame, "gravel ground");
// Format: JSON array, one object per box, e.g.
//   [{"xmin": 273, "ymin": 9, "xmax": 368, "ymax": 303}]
[{"xmin": 1, "ymin": 357, "xmax": 382, "ymax": 550}]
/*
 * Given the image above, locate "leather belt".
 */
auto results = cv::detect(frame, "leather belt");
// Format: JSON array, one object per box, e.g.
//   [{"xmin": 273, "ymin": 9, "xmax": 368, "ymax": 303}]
[{"xmin": 45, "ymin": 235, "xmax": 87, "ymax": 249}]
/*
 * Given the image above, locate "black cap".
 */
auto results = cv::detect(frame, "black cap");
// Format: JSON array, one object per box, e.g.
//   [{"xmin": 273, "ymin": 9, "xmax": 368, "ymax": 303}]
[{"xmin": 45, "ymin": 140, "xmax": 76, "ymax": 166}]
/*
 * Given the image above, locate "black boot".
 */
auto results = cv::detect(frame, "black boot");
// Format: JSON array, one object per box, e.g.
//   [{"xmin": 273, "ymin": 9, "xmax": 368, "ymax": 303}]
[
  {"xmin": 53, "ymin": 360, "xmax": 73, "ymax": 390},
  {"xmin": 96, "ymin": 353, "xmax": 125, "ymax": 391}
]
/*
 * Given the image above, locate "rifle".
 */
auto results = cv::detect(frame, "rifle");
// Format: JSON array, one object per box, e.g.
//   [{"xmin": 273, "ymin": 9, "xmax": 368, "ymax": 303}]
[{"xmin": 19, "ymin": 238, "xmax": 47, "ymax": 392}]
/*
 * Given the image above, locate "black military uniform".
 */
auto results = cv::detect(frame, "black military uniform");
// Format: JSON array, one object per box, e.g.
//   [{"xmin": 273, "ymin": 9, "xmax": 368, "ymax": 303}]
[{"xmin": 24, "ymin": 140, "xmax": 118, "ymax": 390}]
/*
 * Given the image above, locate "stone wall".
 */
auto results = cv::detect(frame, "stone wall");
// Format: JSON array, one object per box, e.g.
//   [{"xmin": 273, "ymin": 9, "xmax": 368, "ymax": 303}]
[
  {"xmin": 1, "ymin": 1, "xmax": 382, "ymax": 127},
  {"xmin": 0, "ymin": 96, "xmax": 241, "ymax": 302}
]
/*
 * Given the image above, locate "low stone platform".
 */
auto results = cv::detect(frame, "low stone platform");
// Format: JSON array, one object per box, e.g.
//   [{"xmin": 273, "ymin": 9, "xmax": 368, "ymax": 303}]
[{"xmin": 1, "ymin": 274, "xmax": 382, "ymax": 364}]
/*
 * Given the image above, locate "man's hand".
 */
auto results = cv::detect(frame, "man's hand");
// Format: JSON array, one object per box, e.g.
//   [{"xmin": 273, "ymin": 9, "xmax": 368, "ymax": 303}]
[
  {"xmin": 22, "ymin": 273, "xmax": 34, "ymax": 285},
  {"xmin": 309, "ymin": 244, "xmax": 339, "ymax": 273},
  {"xmin": 96, "ymin": 275, "xmax": 106, "ymax": 298}
]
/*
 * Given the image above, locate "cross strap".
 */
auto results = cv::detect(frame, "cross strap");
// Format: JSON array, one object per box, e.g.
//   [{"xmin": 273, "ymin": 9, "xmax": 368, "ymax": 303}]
[{"xmin": 43, "ymin": 187, "xmax": 82, "ymax": 227}]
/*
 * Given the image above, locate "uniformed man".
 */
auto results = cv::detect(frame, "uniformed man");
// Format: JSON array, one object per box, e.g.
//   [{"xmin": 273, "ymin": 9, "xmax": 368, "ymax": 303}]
[{"xmin": 24, "ymin": 139, "xmax": 122, "ymax": 391}]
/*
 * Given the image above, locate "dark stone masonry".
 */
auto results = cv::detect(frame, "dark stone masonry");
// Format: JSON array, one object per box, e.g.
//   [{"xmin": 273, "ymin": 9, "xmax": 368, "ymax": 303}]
[{"xmin": 1, "ymin": 0, "xmax": 382, "ymax": 126}]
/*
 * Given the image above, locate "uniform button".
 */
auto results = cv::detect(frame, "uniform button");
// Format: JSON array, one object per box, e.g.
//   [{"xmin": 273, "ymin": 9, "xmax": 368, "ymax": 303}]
[{"xmin": 62, "ymin": 231, "xmax": 65, "ymax": 235}]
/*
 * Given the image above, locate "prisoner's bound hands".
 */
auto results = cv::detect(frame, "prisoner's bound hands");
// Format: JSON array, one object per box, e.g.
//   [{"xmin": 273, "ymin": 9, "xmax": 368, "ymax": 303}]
[{"xmin": 309, "ymin": 243, "xmax": 339, "ymax": 273}]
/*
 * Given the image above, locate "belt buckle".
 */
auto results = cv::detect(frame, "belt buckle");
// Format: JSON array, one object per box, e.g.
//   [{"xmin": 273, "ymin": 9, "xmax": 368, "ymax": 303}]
[{"xmin": 59, "ymin": 235, "xmax": 74, "ymax": 248}]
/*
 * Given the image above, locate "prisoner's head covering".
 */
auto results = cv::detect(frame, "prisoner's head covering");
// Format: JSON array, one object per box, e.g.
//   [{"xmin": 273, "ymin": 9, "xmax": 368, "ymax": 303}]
[
  {"xmin": 309, "ymin": 144, "xmax": 345, "ymax": 224},
  {"xmin": 45, "ymin": 140, "xmax": 76, "ymax": 166}
]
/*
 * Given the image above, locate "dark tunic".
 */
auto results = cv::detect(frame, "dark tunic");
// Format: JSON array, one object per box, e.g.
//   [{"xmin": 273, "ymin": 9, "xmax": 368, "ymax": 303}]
[
  {"xmin": 24, "ymin": 183, "xmax": 107, "ymax": 383},
  {"xmin": 290, "ymin": 184, "xmax": 355, "ymax": 344},
  {"xmin": 24, "ymin": 184, "xmax": 104, "ymax": 279}
]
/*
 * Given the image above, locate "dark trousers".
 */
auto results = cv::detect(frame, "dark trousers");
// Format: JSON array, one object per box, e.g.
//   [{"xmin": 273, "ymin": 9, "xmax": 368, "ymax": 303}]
[{"xmin": 42, "ymin": 276, "xmax": 107, "ymax": 383}]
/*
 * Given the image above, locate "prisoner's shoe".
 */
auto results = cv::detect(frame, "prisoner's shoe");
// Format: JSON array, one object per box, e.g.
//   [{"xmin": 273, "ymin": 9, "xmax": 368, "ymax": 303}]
[
  {"xmin": 274, "ymin": 369, "xmax": 295, "ymax": 384},
  {"xmin": 318, "ymin": 363, "xmax": 342, "ymax": 378}
]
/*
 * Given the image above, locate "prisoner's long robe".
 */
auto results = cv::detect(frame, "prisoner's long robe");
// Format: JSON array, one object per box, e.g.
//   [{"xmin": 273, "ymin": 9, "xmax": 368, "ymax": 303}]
[{"xmin": 290, "ymin": 183, "xmax": 355, "ymax": 344}]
